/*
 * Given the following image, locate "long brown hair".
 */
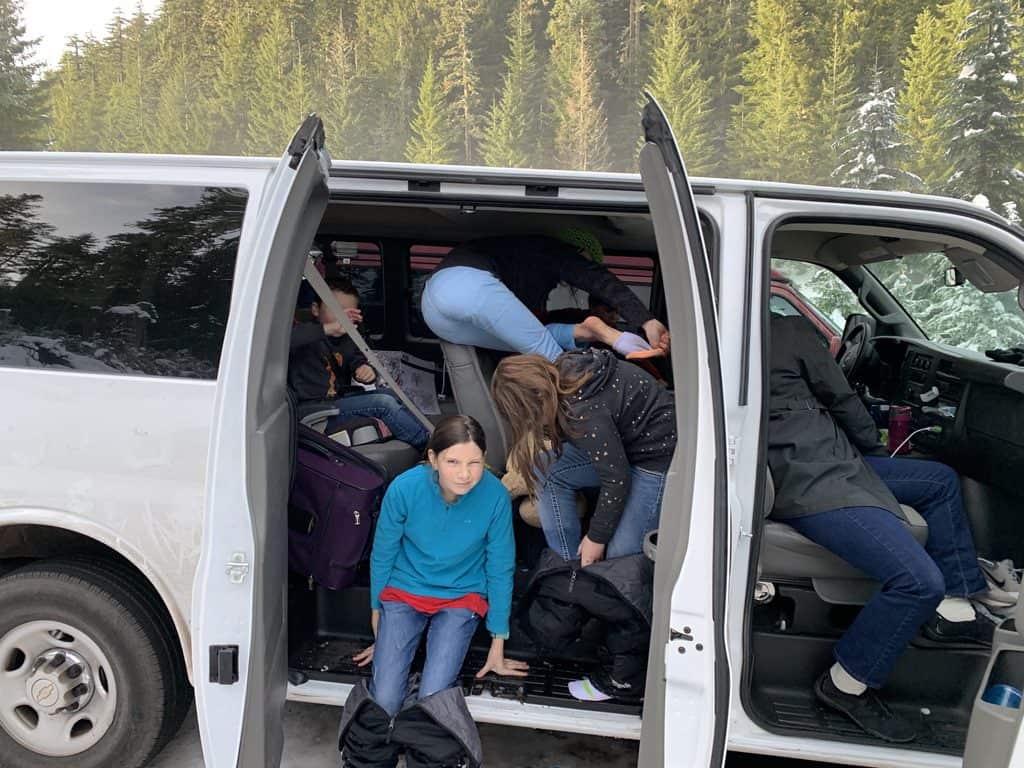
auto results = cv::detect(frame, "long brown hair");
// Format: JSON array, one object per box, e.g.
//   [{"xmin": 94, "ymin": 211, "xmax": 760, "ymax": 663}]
[{"xmin": 490, "ymin": 354, "xmax": 591, "ymax": 495}]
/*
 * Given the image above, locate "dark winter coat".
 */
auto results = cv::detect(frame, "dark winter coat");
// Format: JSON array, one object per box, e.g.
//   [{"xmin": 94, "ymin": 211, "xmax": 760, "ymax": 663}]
[
  {"xmin": 338, "ymin": 679, "xmax": 482, "ymax": 768},
  {"xmin": 557, "ymin": 349, "xmax": 676, "ymax": 544},
  {"xmin": 288, "ymin": 322, "xmax": 369, "ymax": 403},
  {"xmin": 518, "ymin": 549, "xmax": 653, "ymax": 701},
  {"xmin": 434, "ymin": 236, "xmax": 655, "ymax": 330},
  {"xmin": 768, "ymin": 314, "xmax": 903, "ymax": 521}
]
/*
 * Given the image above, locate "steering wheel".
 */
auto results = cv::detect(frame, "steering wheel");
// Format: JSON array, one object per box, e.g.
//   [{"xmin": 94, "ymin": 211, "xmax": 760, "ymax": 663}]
[{"xmin": 836, "ymin": 314, "xmax": 875, "ymax": 379}]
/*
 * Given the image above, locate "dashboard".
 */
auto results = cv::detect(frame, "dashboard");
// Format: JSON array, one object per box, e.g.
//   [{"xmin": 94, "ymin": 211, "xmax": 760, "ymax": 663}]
[{"xmin": 871, "ymin": 336, "xmax": 1024, "ymax": 494}]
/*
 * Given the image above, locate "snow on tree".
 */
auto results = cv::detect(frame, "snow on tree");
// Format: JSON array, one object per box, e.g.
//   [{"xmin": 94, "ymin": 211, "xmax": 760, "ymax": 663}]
[
  {"xmin": 942, "ymin": 0, "xmax": 1024, "ymax": 219},
  {"xmin": 832, "ymin": 69, "xmax": 923, "ymax": 190}
]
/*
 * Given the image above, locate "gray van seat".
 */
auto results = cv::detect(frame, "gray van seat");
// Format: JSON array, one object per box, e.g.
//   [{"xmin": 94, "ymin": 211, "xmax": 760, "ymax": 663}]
[
  {"xmin": 760, "ymin": 470, "xmax": 928, "ymax": 603},
  {"xmin": 295, "ymin": 400, "xmax": 420, "ymax": 483},
  {"xmin": 440, "ymin": 342, "xmax": 509, "ymax": 472}
]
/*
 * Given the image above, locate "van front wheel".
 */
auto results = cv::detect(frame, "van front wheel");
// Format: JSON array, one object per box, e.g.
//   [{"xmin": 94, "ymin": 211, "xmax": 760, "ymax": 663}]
[{"xmin": 0, "ymin": 560, "xmax": 181, "ymax": 768}]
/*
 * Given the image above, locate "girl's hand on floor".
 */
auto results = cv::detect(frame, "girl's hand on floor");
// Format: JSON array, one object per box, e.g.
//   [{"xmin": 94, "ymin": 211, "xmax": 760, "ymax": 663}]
[
  {"xmin": 353, "ymin": 643, "xmax": 375, "ymax": 667},
  {"xmin": 475, "ymin": 655, "xmax": 530, "ymax": 679}
]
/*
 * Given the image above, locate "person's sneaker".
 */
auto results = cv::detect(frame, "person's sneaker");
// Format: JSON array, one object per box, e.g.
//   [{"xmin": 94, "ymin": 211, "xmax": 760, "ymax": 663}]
[
  {"xmin": 814, "ymin": 671, "xmax": 916, "ymax": 743},
  {"xmin": 979, "ymin": 558, "xmax": 1022, "ymax": 609},
  {"xmin": 922, "ymin": 613, "xmax": 996, "ymax": 645}
]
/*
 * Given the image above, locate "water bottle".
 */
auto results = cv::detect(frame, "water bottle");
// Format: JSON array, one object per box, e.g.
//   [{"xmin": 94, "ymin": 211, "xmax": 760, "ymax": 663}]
[
  {"xmin": 888, "ymin": 406, "xmax": 912, "ymax": 454},
  {"xmin": 982, "ymin": 684, "xmax": 1023, "ymax": 709}
]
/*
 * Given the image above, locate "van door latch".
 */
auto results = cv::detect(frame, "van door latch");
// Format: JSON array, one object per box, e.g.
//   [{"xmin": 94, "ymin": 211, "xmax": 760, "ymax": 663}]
[
  {"xmin": 209, "ymin": 645, "xmax": 239, "ymax": 684},
  {"xmin": 225, "ymin": 552, "xmax": 250, "ymax": 584}
]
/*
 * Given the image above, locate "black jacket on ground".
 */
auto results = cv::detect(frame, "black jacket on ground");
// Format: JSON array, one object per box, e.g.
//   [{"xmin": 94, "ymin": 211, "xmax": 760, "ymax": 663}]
[
  {"xmin": 518, "ymin": 549, "xmax": 653, "ymax": 701},
  {"xmin": 434, "ymin": 236, "xmax": 654, "ymax": 330},
  {"xmin": 338, "ymin": 680, "xmax": 482, "ymax": 768},
  {"xmin": 768, "ymin": 314, "xmax": 902, "ymax": 521},
  {"xmin": 288, "ymin": 323, "xmax": 369, "ymax": 403},
  {"xmin": 557, "ymin": 349, "xmax": 676, "ymax": 544}
]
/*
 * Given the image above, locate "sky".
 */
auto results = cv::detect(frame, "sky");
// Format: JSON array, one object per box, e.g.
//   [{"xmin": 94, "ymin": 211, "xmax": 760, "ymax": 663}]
[{"xmin": 22, "ymin": 0, "xmax": 163, "ymax": 71}]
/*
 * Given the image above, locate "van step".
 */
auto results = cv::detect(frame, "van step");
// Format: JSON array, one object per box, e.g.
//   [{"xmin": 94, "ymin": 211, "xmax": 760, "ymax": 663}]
[{"xmin": 289, "ymin": 636, "xmax": 643, "ymax": 716}]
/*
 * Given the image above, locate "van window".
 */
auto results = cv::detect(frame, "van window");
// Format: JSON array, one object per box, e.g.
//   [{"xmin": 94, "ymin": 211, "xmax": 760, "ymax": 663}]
[
  {"xmin": 326, "ymin": 240, "xmax": 384, "ymax": 335},
  {"xmin": 771, "ymin": 258, "xmax": 863, "ymax": 328},
  {"xmin": 0, "ymin": 182, "xmax": 247, "ymax": 378}
]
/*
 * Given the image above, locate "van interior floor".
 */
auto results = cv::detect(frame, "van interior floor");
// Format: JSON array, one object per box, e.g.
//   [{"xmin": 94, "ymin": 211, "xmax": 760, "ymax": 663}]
[
  {"xmin": 287, "ymin": 569, "xmax": 644, "ymax": 717},
  {"xmin": 747, "ymin": 583, "xmax": 990, "ymax": 755}
]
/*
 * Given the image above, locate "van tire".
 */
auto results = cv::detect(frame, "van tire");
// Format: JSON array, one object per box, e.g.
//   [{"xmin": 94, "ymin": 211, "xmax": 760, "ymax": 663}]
[{"xmin": 0, "ymin": 559, "xmax": 186, "ymax": 768}]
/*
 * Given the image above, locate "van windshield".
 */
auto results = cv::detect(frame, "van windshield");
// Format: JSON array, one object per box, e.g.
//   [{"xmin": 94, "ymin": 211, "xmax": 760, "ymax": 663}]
[{"xmin": 867, "ymin": 252, "xmax": 1024, "ymax": 353}]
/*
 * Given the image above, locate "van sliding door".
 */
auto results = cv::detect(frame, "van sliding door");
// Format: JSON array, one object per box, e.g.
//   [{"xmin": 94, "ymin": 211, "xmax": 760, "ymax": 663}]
[
  {"xmin": 192, "ymin": 116, "xmax": 330, "ymax": 768},
  {"xmin": 637, "ymin": 96, "xmax": 730, "ymax": 768}
]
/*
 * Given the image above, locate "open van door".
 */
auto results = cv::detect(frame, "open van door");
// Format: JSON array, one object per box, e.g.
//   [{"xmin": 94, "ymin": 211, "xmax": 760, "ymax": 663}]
[
  {"xmin": 192, "ymin": 116, "xmax": 330, "ymax": 768},
  {"xmin": 636, "ymin": 96, "xmax": 731, "ymax": 768}
]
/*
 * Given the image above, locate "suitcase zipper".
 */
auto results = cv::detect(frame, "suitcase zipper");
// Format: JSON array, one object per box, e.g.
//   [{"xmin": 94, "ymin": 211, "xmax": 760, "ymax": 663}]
[{"xmin": 353, "ymin": 509, "xmax": 361, "ymax": 526}]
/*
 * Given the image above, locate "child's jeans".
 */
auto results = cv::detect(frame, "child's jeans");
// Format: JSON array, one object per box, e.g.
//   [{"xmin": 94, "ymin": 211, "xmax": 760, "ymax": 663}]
[
  {"xmin": 327, "ymin": 390, "xmax": 430, "ymax": 450},
  {"xmin": 422, "ymin": 266, "xmax": 577, "ymax": 362},
  {"xmin": 369, "ymin": 601, "xmax": 479, "ymax": 716},
  {"xmin": 535, "ymin": 442, "xmax": 666, "ymax": 560}
]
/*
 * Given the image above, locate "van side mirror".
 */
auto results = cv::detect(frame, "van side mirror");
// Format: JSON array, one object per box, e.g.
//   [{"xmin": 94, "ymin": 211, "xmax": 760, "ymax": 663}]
[{"xmin": 945, "ymin": 266, "xmax": 966, "ymax": 287}]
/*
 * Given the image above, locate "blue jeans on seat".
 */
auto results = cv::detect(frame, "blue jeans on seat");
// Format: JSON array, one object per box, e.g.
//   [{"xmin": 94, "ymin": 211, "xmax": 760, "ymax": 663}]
[
  {"xmin": 369, "ymin": 601, "xmax": 480, "ymax": 716},
  {"xmin": 535, "ymin": 442, "xmax": 666, "ymax": 560},
  {"xmin": 422, "ymin": 266, "xmax": 578, "ymax": 362},
  {"xmin": 787, "ymin": 456, "xmax": 987, "ymax": 688},
  {"xmin": 327, "ymin": 390, "xmax": 430, "ymax": 450}
]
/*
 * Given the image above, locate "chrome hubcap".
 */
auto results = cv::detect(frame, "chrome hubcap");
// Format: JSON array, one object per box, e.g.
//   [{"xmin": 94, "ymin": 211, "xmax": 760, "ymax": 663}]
[{"xmin": 0, "ymin": 621, "xmax": 116, "ymax": 756}]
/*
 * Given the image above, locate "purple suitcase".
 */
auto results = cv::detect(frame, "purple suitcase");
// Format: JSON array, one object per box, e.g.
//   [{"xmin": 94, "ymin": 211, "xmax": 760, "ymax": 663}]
[{"xmin": 288, "ymin": 423, "xmax": 386, "ymax": 590}]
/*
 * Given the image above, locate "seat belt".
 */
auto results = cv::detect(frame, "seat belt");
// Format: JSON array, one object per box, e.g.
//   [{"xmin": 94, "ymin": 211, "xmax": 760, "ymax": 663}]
[{"xmin": 303, "ymin": 260, "xmax": 434, "ymax": 432}]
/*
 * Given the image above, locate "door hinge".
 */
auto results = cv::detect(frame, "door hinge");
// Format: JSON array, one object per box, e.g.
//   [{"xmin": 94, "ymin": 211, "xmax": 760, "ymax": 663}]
[
  {"xmin": 209, "ymin": 645, "xmax": 239, "ymax": 684},
  {"xmin": 727, "ymin": 434, "xmax": 739, "ymax": 467},
  {"xmin": 225, "ymin": 552, "xmax": 250, "ymax": 584}
]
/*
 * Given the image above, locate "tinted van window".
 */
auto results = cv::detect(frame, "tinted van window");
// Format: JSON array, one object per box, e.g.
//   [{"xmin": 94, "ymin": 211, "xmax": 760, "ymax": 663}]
[{"xmin": 0, "ymin": 182, "xmax": 247, "ymax": 378}]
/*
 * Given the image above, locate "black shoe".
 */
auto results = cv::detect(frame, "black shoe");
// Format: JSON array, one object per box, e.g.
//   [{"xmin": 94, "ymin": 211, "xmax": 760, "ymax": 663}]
[
  {"xmin": 921, "ymin": 614, "xmax": 995, "ymax": 646},
  {"xmin": 814, "ymin": 671, "xmax": 917, "ymax": 743}
]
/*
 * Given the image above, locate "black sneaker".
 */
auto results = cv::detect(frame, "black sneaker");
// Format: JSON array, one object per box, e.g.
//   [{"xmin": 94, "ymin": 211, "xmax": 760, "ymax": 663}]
[
  {"xmin": 921, "ymin": 614, "xmax": 995, "ymax": 646},
  {"xmin": 814, "ymin": 671, "xmax": 917, "ymax": 743}
]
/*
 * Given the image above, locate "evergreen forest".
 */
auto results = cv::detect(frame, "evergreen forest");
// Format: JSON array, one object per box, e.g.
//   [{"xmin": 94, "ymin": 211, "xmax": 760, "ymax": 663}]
[{"xmin": 1, "ymin": 0, "xmax": 1023, "ymax": 220}]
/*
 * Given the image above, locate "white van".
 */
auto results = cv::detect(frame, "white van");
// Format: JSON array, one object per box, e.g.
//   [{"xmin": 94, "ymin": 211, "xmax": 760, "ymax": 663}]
[{"xmin": 1, "ymin": 106, "xmax": 1023, "ymax": 768}]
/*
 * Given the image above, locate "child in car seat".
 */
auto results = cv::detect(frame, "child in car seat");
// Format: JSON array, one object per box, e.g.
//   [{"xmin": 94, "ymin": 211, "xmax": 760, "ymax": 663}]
[
  {"xmin": 491, "ymin": 349, "xmax": 676, "ymax": 567},
  {"xmin": 338, "ymin": 415, "xmax": 527, "ymax": 767},
  {"xmin": 289, "ymin": 275, "xmax": 430, "ymax": 450}
]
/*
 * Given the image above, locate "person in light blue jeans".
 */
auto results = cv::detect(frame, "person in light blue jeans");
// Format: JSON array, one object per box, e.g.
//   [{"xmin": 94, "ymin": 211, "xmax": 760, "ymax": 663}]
[
  {"xmin": 491, "ymin": 350, "xmax": 675, "ymax": 567},
  {"xmin": 421, "ymin": 235, "xmax": 671, "ymax": 362}
]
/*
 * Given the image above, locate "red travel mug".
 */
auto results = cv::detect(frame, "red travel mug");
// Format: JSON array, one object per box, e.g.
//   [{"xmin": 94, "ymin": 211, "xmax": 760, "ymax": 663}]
[{"xmin": 888, "ymin": 406, "xmax": 912, "ymax": 454}]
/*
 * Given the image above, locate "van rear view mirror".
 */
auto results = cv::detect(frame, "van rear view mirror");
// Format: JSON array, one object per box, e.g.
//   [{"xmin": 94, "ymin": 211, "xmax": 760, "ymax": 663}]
[{"xmin": 945, "ymin": 266, "xmax": 965, "ymax": 287}]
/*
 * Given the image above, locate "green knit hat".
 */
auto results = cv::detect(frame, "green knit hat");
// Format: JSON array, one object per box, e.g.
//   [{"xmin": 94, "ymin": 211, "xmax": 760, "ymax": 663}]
[{"xmin": 556, "ymin": 227, "xmax": 604, "ymax": 264}]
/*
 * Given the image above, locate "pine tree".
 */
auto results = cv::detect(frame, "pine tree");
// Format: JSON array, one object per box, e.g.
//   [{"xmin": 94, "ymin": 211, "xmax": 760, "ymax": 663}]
[
  {"xmin": 434, "ymin": 0, "xmax": 482, "ymax": 164},
  {"xmin": 50, "ymin": 41, "xmax": 94, "ymax": 151},
  {"xmin": 832, "ymin": 69, "xmax": 922, "ymax": 190},
  {"xmin": 0, "ymin": 0, "xmax": 44, "ymax": 148},
  {"xmin": 479, "ymin": 0, "xmax": 540, "ymax": 168},
  {"xmin": 644, "ymin": 9, "xmax": 715, "ymax": 174},
  {"xmin": 321, "ymin": 2, "xmax": 357, "ymax": 158},
  {"xmin": 246, "ymin": 9, "xmax": 314, "ymax": 156},
  {"xmin": 729, "ymin": 0, "xmax": 818, "ymax": 182},
  {"xmin": 547, "ymin": 0, "xmax": 609, "ymax": 170},
  {"xmin": 149, "ymin": 55, "xmax": 211, "ymax": 153},
  {"xmin": 406, "ymin": 53, "xmax": 455, "ymax": 164},
  {"xmin": 898, "ymin": 1, "xmax": 971, "ymax": 190},
  {"xmin": 813, "ymin": 1, "xmax": 865, "ymax": 183},
  {"xmin": 942, "ymin": 0, "xmax": 1024, "ymax": 220},
  {"xmin": 208, "ymin": 0, "xmax": 255, "ymax": 154},
  {"xmin": 103, "ymin": 7, "xmax": 150, "ymax": 153}
]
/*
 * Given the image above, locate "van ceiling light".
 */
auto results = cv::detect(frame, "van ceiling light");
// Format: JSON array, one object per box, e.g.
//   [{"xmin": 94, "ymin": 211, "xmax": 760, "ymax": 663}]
[{"xmin": 461, "ymin": 204, "xmax": 477, "ymax": 214}]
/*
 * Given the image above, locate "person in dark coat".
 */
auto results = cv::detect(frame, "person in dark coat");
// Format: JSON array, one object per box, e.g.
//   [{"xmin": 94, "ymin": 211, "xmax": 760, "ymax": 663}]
[
  {"xmin": 491, "ymin": 349, "xmax": 675, "ymax": 568},
  {"xmin": 768, "ymin": 314, "xmax": 991, "ymax": 743},
  {"xmin": 421, "ymin": 233, "xmax": 671, "ymax": 362}
]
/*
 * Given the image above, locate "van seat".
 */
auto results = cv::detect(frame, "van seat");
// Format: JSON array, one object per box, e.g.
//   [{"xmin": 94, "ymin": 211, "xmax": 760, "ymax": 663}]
[
  {"xmin": 440, "ymin": 342, "xmax": 510, "ymax": 472},
  {"xmin": 759, "ymin": 470, "xmax": 928, "ymax": 603}
]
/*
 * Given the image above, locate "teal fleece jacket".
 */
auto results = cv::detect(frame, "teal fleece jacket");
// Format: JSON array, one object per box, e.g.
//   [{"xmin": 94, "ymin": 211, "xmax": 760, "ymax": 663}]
[{"xmin": 369, "ymin": 464, "xmax": 515, "ymax": 636}]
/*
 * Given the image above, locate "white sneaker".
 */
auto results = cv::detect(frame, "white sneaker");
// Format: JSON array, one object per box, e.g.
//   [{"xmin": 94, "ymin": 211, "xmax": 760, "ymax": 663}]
[{"xmin": 978, "ymin": 558, "xmax": 1021, "ymax": 609}]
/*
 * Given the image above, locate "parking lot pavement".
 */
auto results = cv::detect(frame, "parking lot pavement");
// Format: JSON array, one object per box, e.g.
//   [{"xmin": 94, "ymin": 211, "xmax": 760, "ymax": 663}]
[{"xmin": 151, "ymin": 701, "xmax": 640, "ymax": 768}]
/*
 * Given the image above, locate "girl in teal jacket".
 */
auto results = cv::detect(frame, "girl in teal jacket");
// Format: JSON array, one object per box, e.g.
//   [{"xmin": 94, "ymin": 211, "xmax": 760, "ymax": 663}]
[{"xmin": 353, "ymin": 414, "xmax": 528, "ymax": 716}]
